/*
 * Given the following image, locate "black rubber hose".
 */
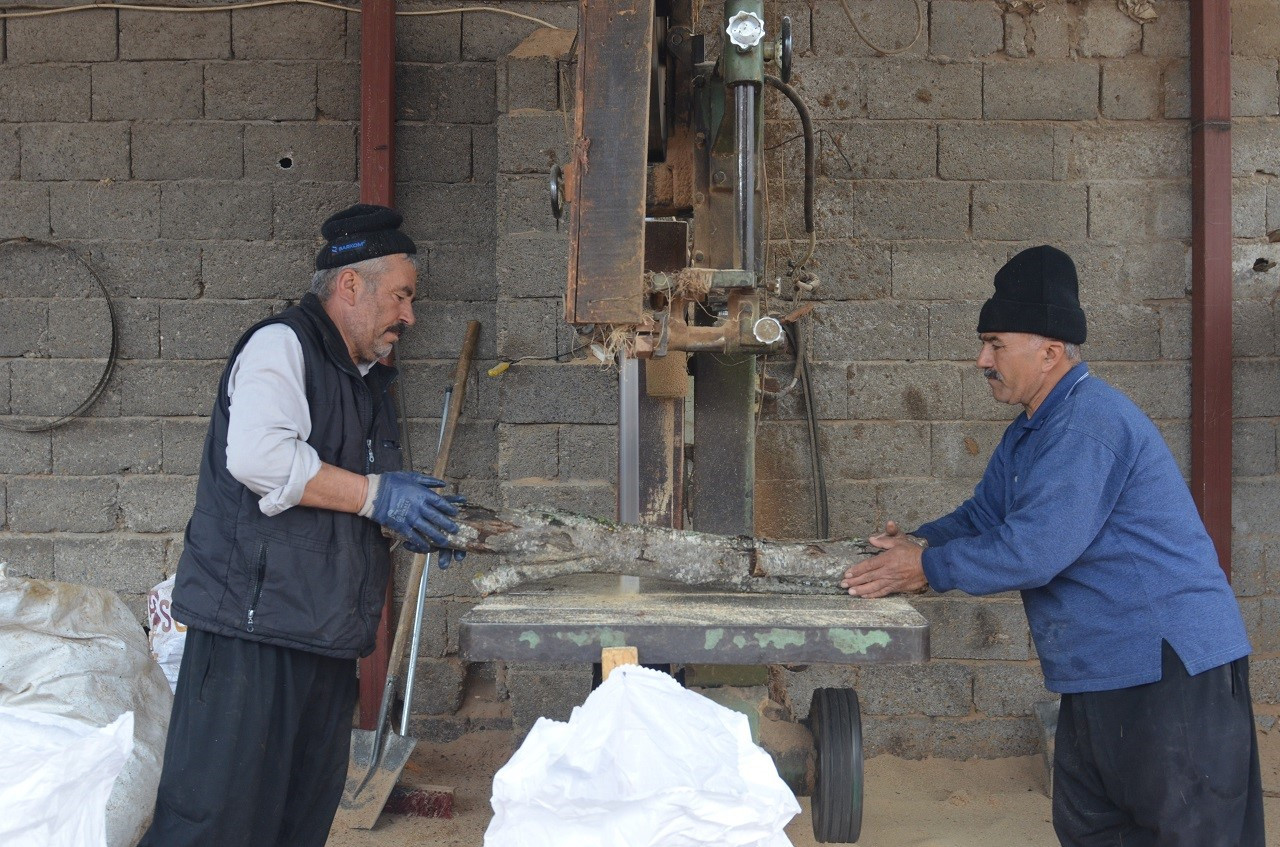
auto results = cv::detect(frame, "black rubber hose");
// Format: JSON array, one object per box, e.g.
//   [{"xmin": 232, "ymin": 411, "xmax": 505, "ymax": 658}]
[{"xmin": 764, "ymin": 74, "xmax": 815, "ymax": 235}]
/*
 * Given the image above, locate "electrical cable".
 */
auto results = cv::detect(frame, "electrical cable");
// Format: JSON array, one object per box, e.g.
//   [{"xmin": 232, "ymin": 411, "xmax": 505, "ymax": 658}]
[
  {"xmin": 0, "ymin": 239, "xmax": 119, "ymax": 433},
  {"xmin": 764, "ymin": 74, "xmax": 814, "ymax": 239},
  {"xmin": 0, "ymin": 0, "xmax": 563, "ymax": 29},
  {"xmin": 783, "ymin": 321, "xmax": 829, "ymax": 539},
  {"xmin": 835, "ymin": 0, "xmax": 923, "ymax": 56}
]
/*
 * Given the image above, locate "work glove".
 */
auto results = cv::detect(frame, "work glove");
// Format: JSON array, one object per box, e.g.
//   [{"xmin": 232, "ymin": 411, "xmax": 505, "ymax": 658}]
[{"xmin": 360, "ymin": 471, "xmax": 463, "ymax": 555}]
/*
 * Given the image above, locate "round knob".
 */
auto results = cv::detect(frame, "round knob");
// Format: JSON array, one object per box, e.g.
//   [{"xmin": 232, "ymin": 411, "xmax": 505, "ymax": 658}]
[
  {"xmin": 726, "ymin": 10, "xmax": 766, "ymax": 50},
  {"xmin": 753, "ymin": 316, "xmax": 784, "ymax": 345}
]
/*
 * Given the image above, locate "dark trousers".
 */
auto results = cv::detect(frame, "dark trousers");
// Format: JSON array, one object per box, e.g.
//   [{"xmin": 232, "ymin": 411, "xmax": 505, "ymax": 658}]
[
  {"xmin": 138, "ymin": 629, "xmax": 358, "ymax": 847},
  {"xmin": 1053, "ymin": 641, "xmax": 1264, "ymax": 847}
]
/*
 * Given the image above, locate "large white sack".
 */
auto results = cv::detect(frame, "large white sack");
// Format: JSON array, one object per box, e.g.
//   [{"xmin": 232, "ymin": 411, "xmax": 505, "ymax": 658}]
[
  {"xmin": 485, "ymin": 665, "xmax": 801, "ymax": 847},
  {"xmin": 0, "ymin": 707, "xmax": 134, "ymax": 847},
  {"xmin": 146, "ymin": 576, "xmax": 186, "ymax": 693},
  {"xmin": 0, "ymin": 565, "xmax": 173, "ymax": 847}
]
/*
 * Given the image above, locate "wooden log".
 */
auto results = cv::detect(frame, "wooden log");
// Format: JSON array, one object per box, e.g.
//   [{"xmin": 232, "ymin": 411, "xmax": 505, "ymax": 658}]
[{"xmin": 448, "ymin": 505, "xmax": 887, "ymax": 596}]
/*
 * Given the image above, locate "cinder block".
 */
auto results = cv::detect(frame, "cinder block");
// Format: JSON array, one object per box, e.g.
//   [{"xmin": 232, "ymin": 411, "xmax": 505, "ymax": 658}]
[
  {"xmin": 55, "ymin": 535, "xmax": 167, "ymax": 595},
  {"xmin": 398, "ymin": 124, "xmax": 474, "ymax": 183},
  {"xmin": 929, "ymin": 0, "xmax": 1002, "ymax": 58},
  {"xmin": 50, "ymin": 181, "xmax": 161, "ymax": 240},
  {"xmin": 83, "ymin": 241, "xmax": 202, "ymax": 300},
  {"xmin": 847, "ymin": 362, "xmax": 962, "ymax": 421},
  {"xmin": 1247, "ymin": 657, "xmax": 1280, "ymax": 704},
  {"xmin": 1234, "ymin": 420, "xmax": 1277, "ymax": 478},
  {"xmin": 858, "ymin": 662, "xmax": 973, "ymax": 717},
  {"xmin": 0, "ymin": 127, "xmax": 19, "ymax": 180},
  {"xmin": 1156, "ymin": 302, "xmax": 1190, "ymax": 360},
  {"xmin": 498, "ymin": 423, "xmax": 558, "ymax": 481},
  {"xmin": 205, "ymin": 61, "xmax": 316, "ymax": 121},
  {"xmin": 316, "ymin": 61, "xmax": 361, "ymax": 121},
  {"xmin": 876, "ymin": 478, "xmax": 981, "ymax": 533},
  {"xmin": 1234, "ymin": 358, "xmax": 1280, "ymax": 418},
  {"xmin": 938, "ymin": 122, "xmax": 1054, "ymax": 181},
  {"xmin": 793, "ymin": 239, "xmax": 891, "ymax": 302},
  {"xmin": 893, "ymin": 242, "xmax": 1006, "ymax": 300},
  {"xmin": 1235, "ymin": 300, "xmax": 1275, "ymax": 357},
  {"xmin": 1234, "ymin": 243, "xmax": 1280, "ymax": 299},
  {"xmin": 492, "ymin": 232, "xmax": 568, "ymax": 300},
  {"xmin": 1116, "ymin": 242, "xmax": 1186, "ymax": 302},
  {"xmin": 271, "ymin": 182, "xmax": 361, "ymax": 239},
  {"xmin": 403, "ymin": 418, "xmax": 497, "ymax": 480},
  {"xmin": 0, "ymin": 183, "xmax": 49, "ymax": 239},
  {"xmin": 505, "ymin": 662, "xmax": 592, "ymax": 739},
  {"xmin": 472, "ymin": 125, "xmax": 498, "ymax": 186},
  {"xmin": 502, "ymin": 481, "xmax": 615, "ymax": 519},
  {"xmin": 820, "ymin": 479, "xmax": 878, "ymax": 538},
  {"xmin": 1231, "ymin": 0, "xmax": 1280, "ymax": 58},
  {"xmin": 931, "ymin": 421, "xmax": 1006, "ymax": 479},
  {"xmin": 397, "ymin": 301, "xmax": 497, "ymax": 359},
  {"xmin": 110, "ymin": 297, "xmax": 162, "ymax": 358},
  {"xmin": 396, "ymin": 65, "xmax": 433, "ymax": 121},
  {"xmin": 1088, "ymin": 182, "xmax": 1154, "ymax": 242},
  {"xmin": 864, "ymin": 60, "xmax": 981, "ymax": 120},
  {"xmin": 159, "ymin": 300, "xmax": 272, "ymax": 360},
  {"xmin": 45, "ymin": 299, "xmax": 113, "ymax": 359},
  {"xmin": 201, "ymin": 241, "xmax": 314, "ymax": 299},
  {"xmin": 808, "ymin": 0, "xmax": 927, "ymax": 58},
  {"xmin": 811, "ymin": 299, "xmax": 930, "ymax": 360},
  {"xmin": 973, "ymin": 182, "xmax": 1087, "ymax": 241},
  {"xmin": 816, "ymin": 121, "xmax": 936, "ymax": 179},
  {"xmin": 914, "ymin": 595, "xmax": 1033, "ymax": 661},
  {"xmin": 132, "ymin": 122, "xmax": 244, "ymax": 180},
  {"xmin": 1100, "ymin": 60, "xmax": 1162, "ymax": 120},
  {"xmin": 1163, "ymin": 57, "xmax": 1191, "ymax": 119},
  {"xmin": 91, "ymin": 62, "xmax": 202, "ymax": 121},
  {"xmin": 1142, "ymin": 1, "xmax": 1189, "ymax": 57},
  {"xmin": 1233, "ymin": 478, "xmax": 1280, "ymax": 537},
  {"xmin": 864, "ymin": 714, "xmax": 1040, "ymax": 759},
  {"xmin": 778, "ymin": 665, "xmax": 860, "ymax": 721},
  {"xmin": 1004, "ymin": 13, "xmax": 1028, "ymax": 58},
  {"xmin": 397, "ymin": 3, "xmax": 462, "ymax": 62},
  {"xmin": 789, "ymin": 59, "xmax": 865, "ymax": 121},
  {"xmin": 984, "ymin": 61, "xmax": 1099, "ymax": 120},
  {"xmin": 1019, "ymin": 4, "xmax": 1073, "ymax": 59},
  {"xmin": 20, "ymin": 123, "xmax": 130, "ymax": 181},
  {"xmin": 10, "ymin": 359, "xmax": 120, "ymax": 418},
  {"xmin": 397, "ymin": 599, "xmax": 448, "ymax": 662},
  {"xmin": 397, "ymin": 183, "xmax": 496, "ymax": 242},
  {"xmin": 162, "ymin": 419, "xmax": 211, "ymax": 476},
  {"xmin": 160, "ymin": 181, "xmax": 273, "ymax": 240},
  {"xmin": 0, "ymin": 429, "xmax": 52, "ymax": 475},
  {"xmin": 5, "ymin": 10, "xmax": 115, "ymax": 62},
  {"xmin": 1232, "ymin": 57, "xmax": 1280, "ymax": 118},
  {"xmin": 1078, "ymin": 0, "xmax": 1142, "ymax": 57},
  {"xmin": 756, "ymin": 478, "xmax": 829, "ymax": 539},
  {"xmin": 1088, "ymin": 361, "xmax": 1190, "ymax": 419},
  {"xmin": 118, "ymin": 475, "xmax": 197, "ymax": 533},
  {"xmin": 398, "ymin": 360, "xmax": 501, "ymax": 420},
  {"xmin": 0, "ymin": 65, "xmax": 90, "ymax": 122},
  {"xmin": 1230, "ymin": 534, "xmax": 1276, "ymax": 598},
  {"xmin": 498, "ymin": 174, "xmax": 560, "ymax": 236},
  {"xmin": 497, "ymin": 361, "xmax": 616, "ymax": 425},
  {"xmin": 1067, "ymin": 125, "xmax": 1189, "ymax": 180},
  {"xmin": 120, "ymin": 10, "xmax": 230, "ymax": 59},
  {"xmin": 231, "ymin": 6, "xmax": 349, "ymax": 59},
  {"xmin": 1080, "ymin": 303, "xmax": 1160, "ymax": 361},
  {"xmin": 9, "ymin": 477, "xmax": 117, "ymax": 533},
  {"xmin": 558, "ymin": 424, "xmax": 617, "ymax": 483},
  {"xmin": 502, "ymin": 56, "xmax": 561, "ymax": 112},
  {"xmin": 760, "ymin": 360, "xmax": 849, "ymax": 422},
  {"xmin": 461, "ymin": 4, "xmax": 578, "ymax": 61},
  {"xmin": 855, "ymin": 181, "xmax": 970, "ymax": 240},
  {"xmin": 495, "ymin": 112, "xmax": 569, "ymax": 175},
  {"xmin": 1155, "ymin": 419, "xmax": 1190, "ymax": 479},
  {"xmin": 820, "ymin": 421, "xmax": 930, "ymax": 479},
  {"xmin": 0, "ymin": 299, "xmax": 46, "ymax": 357},
  {"xmin": 114, "ymin": 360, "xmax": 224, "ymax": 416},
  {"xmin": 0, "ymin": 536, "xmax": 55, "ymax": 579},
  {"xmin": 244, "ymin": 123, "xmax": 357, "ymax": 182},
  {"xmin": 427, "ymin": 240, "xmax": 498, "ymax": 301},
  {"xmin": 431, "ymin": 64, "xmax": 497, "ymax": 124},
  {"xmin": 497, "ymin": 297, "xmax": 559, "ymax": 360},
  {"xmin": 52, "ymin": 419, "xmax": 162, "ymax": 475}
]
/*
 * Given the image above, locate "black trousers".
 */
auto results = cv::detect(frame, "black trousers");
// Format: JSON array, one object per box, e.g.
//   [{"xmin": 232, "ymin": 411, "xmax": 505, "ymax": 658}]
[
  {"xmin": 138, "ymin": 629, "xmax": 358, "ymax": 847},
  {"xmin": 1053, "ymin": 641, "xmax": 1265, "ymax": 847}
]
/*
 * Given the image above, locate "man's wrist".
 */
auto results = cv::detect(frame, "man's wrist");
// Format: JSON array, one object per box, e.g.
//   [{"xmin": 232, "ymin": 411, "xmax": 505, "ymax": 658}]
[{"xmin": 358, "ymin": 474, "xmax": 379, "ymax": 518}]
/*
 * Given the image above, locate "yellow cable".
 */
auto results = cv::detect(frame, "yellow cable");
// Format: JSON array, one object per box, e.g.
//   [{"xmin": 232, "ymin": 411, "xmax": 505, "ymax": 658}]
[{"xmin": 0, "ymin": 0, "xmax": 562, "ymax": 29}]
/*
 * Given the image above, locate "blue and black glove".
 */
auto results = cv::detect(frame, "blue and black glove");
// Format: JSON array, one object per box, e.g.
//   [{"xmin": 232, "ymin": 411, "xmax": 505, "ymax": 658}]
[{"xmin": 361, "ymin": 471, "xmax": 463, "ymax": 555}]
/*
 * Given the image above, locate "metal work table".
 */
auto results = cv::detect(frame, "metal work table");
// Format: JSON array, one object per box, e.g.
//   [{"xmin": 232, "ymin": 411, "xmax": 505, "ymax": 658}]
[{"xmin": 459, "ymin": 575, "xmax": 929, "ymax": 666}]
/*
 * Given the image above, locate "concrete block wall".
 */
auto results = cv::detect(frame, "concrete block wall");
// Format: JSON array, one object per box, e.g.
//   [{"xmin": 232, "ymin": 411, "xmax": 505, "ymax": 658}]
[{"xmin": 1, "ymin": 0, "xmax": 1278, "ymax": 759}]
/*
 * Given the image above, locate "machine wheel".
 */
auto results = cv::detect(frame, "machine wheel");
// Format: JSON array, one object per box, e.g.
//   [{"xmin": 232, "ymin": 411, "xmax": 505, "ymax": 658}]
[{"xmin": 809, "ymin": 687, "xmax": 863, "ymax": 843}]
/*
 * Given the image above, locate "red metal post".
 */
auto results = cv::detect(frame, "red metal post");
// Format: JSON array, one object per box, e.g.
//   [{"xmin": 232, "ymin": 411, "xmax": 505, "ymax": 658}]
[
  {"xmin": 1189, "ymin": 0, "xmax": 1233, "ymax": 579},
  {"xmin": 357, "ymin": 0, "xmax": 397, "ymax": 729}
]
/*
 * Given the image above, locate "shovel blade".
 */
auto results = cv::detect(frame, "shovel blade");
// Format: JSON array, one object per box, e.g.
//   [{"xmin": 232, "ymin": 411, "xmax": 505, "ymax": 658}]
[{"xmin": 335, "ymin": 728, "xmax": 418, "ymax": 830}]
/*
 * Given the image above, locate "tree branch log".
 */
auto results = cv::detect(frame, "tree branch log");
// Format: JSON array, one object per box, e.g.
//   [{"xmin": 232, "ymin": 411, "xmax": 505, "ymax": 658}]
[{"xmin": 449, "ymin": 505, "xmax": 882, "ymax": 596}]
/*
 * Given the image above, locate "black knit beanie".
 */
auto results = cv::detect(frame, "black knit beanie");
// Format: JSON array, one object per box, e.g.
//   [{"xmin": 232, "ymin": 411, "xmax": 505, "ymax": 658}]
[
  {"xmin": 977, "ymin": 245, "xmax": 1087, "ymax": 344},
  {"xmin": 315, "ymin": 203, "xmax": 417, "ymax": 270}
]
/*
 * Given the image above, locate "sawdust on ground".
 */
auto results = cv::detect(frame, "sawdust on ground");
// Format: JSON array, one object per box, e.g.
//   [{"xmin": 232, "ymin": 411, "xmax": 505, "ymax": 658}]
[{"xmin": 327, "ymin": 716, "xmax": 1280, "ymax": 847}]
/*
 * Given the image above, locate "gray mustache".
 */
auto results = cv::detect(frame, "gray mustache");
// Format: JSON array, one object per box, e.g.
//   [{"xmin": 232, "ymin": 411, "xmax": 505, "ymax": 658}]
[{"xmin": 983, "ymin": 368, "xmax": 1001, "ymax": 381}]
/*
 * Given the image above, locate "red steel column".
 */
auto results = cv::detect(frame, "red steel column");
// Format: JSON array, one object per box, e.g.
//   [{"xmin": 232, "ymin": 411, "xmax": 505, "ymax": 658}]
[
  {"xmin": 1189, "ymin": 0, "xmax": 1233, "ymax": 579},
  {"xmin": 358, "ymin": 0, "xmax": 397, "ymax": 729}
]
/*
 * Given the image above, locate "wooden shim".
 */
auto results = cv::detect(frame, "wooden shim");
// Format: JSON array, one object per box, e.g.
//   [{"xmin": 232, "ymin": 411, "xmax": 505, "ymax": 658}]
[{"xmin": 601, "ymin": 646, "xmax": 639, "ymax": 680}]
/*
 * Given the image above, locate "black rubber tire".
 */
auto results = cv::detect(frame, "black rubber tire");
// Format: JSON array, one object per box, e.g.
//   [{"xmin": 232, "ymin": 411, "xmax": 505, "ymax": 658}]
[{"xmin": 809, "ymin": 687, "xmax": 863, "ymax": 843}]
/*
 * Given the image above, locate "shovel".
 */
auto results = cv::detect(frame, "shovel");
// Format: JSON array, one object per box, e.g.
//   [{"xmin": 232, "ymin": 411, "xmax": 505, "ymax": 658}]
[{"xmin": 336, "ymin": 320, "xmax": 480, "ymax": 829}]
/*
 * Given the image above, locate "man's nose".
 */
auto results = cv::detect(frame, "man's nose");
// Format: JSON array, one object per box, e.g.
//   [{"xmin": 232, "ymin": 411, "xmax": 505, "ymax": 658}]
[
  {"xmin": 976, "ymin": 346, "xmax": 993, "ymax": 368},
  {"xmin": 401, "ymin": 300, "xmax": 416, "ymax": 326}
]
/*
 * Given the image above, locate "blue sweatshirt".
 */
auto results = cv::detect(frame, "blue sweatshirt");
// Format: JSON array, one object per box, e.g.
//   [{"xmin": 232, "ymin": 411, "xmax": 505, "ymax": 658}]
[{"xmin": 917, "ymin": 363, "xmax": 1250, "ymax": 694}]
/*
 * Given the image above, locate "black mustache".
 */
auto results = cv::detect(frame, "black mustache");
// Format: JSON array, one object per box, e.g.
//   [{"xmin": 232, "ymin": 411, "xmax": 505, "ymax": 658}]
[
  {"xmin": 387, "ymin": 322, "xmax": 409, "ymax": 336},
  {"xmin": 983, "ymin": 368, "xmax": 1001, "ymax": 381}
]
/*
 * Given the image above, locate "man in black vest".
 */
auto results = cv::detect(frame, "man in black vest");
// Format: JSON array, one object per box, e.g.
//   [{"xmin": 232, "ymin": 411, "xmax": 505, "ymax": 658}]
[{"xmin": 140, "ymin": 205, "xmax": 463, "ymax": 847}]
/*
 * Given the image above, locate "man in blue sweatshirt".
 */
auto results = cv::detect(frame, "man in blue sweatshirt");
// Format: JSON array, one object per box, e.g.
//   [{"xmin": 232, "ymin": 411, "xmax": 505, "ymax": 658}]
[{"xmin": 840, "ymin": 245, "xmax": 1263, "ymax": 846}]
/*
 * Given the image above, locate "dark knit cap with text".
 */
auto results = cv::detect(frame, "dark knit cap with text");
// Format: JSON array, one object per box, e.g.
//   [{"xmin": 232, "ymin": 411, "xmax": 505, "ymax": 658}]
[
  {"xmin": 977, "ymin": 245, "xmax": 1087, "ymax": 344},
  {"xmin": 315, "ymin": 203, "xmax": 417, "ymax": 270}
]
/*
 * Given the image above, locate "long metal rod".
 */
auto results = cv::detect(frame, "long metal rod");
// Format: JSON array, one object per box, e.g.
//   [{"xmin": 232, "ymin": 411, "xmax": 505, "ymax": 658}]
[
  {"xmin": 734, "ymin": 84, "xmax": 756, "ymax": 273},
  {"xmin": 618, "ymin": 354, "xmax": 640, "ymax": 592},
  {"xmin": 1189, "ymin": 0, "xmax": 1233, "ymax": 579}
]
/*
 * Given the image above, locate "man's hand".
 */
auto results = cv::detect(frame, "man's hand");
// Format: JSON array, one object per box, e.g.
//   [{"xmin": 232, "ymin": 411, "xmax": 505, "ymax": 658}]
[
  {"xmin": 839, "ymin": 520, "xmax": 928, "ymax": 598},
  {"xmin": 364, "ymin": 472, "xmax": 462, "ymax": 554}
]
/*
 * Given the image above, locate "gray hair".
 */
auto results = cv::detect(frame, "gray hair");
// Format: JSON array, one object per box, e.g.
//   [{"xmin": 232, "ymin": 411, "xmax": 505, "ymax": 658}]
[
  {"xmin": 1029, "ymin": 334, "xmax": 1082, "ymax": 363},
  {"xmin": 309, "ymin": 254, "xmax": 421, "ymax": 301}
]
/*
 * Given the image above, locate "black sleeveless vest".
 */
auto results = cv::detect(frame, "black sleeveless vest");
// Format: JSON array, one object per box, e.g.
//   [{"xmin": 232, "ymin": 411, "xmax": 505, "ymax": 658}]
[{"xmin": 171, "ymin": 293, "xmax": 402, "ymax": 659}]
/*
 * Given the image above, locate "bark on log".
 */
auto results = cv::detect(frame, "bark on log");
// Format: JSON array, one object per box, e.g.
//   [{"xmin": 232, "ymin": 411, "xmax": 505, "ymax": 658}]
[{"xmin": 449, "ymin": 505, "xmax": 882, "ymax": 596}]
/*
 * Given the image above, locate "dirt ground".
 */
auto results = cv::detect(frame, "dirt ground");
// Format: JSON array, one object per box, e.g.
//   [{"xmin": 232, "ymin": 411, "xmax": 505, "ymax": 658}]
[{"xmin": 328, "ymin": 718, "xmax": 1280, "ymax": 847}]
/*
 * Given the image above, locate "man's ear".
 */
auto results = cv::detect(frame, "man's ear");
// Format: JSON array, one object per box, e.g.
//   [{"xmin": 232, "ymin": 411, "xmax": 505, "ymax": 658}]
[
  {"xmin": 334, "ymin": 268, "xmax": 361, "ymax": 305},
  {"xmin": 1042, "ymin": 339, "xmax": 1065, "ymax": 371}
]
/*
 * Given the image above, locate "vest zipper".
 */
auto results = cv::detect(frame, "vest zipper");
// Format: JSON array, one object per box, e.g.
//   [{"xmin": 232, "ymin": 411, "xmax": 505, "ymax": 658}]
[
  {"xmin": 365, "ymin": 438, "xmax": 375, "ymax": 472},
  {"xmin": 246, "ymin": 542, "xmax": 267, "ymax": 632}
]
